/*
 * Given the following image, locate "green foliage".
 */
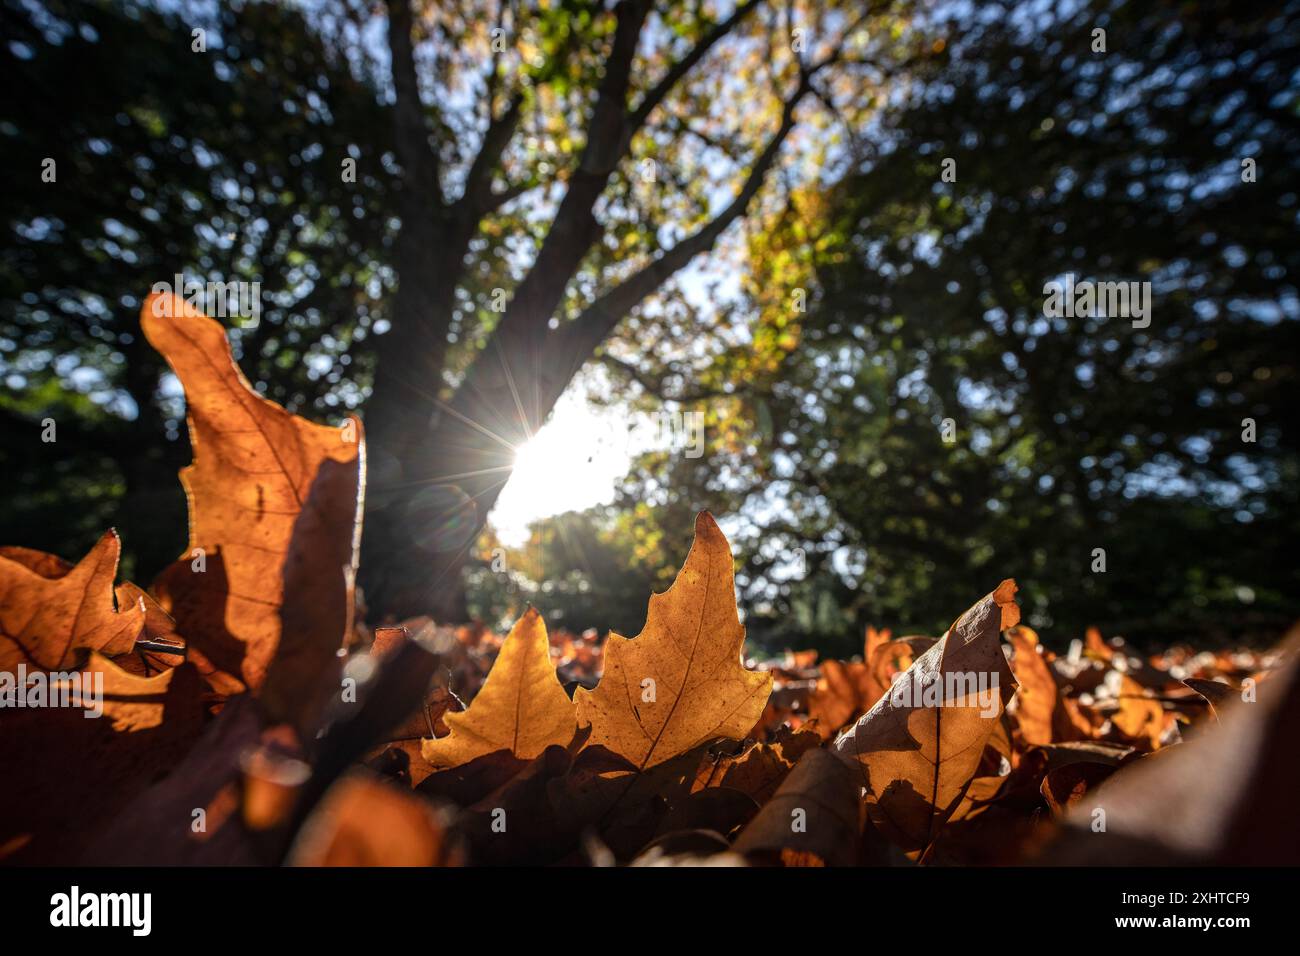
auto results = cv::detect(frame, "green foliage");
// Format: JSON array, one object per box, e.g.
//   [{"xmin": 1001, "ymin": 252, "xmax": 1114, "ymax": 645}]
[
  {"xmin": 466, "ymin": 502, "xmax": 693, "ymax": 638},
  {"xmin": 726, "ymin": 0, "xmax": 1300, "ymax": 648}
]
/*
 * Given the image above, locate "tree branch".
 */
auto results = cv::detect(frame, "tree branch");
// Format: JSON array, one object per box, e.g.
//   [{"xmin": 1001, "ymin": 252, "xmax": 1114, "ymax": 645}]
[
  {"xmin": 386, "ymin": 0, "xmax": 442, "ymax": 208},
  {"xmin": 439, "ymin": 0, "xmax": 652, "ymax": 431},
  {"xmin": 457, "ymin": 91, "xmax": 525, "ymax": 217},
  {"xmin": 623, "ymin": 0, "xmax": 761, "ymax": 146},
  {"xmin": 547, "ymin": 74, "xmax": 814, "ymax": 383},
  {"xmin": 601, "ymin": 353, "xmax": 736, "ymax": 403}
]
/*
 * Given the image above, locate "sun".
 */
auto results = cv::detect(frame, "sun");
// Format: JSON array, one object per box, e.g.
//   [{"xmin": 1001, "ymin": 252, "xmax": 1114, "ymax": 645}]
[{"xmin": 490, "ymin": 389, "xmax": 639, "ymax": 547}]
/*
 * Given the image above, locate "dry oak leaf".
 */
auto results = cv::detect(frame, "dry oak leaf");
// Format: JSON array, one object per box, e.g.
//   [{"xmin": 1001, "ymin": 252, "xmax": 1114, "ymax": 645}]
[
  {"xmin": 867, "ymin": 638, "xmax": 924, "ymax": 703},
  {"xmin": 142, "ymin": 292, "xmax": 363, "ymax": 728},
  {"xmin": 1046, "ymin": 627, "xmax": 1300, "ymax": 865},
  {"xmin": 732, "ymin": 748, "xmax": 861, "ymax": 867},
  {"xmin": 421, "ymin": 607, "xmax": 577, "ymax": 770},
  {"xmin": 1040, "ymin": 761, "xmax": 1115, "ymax": 818},
  {"xmin": 0, "ymin": 531, "xmax": 146, "ymax": 672},
  {"xmin": 1110, "ymin": 674, "xmax": 1166, "ymax": 749},
  {"xmin": 833, "ymin": 580, "xmax": 1020, "ymax": 854},
  {"xmin": 1084, "ymin": 626, "xmax": 1116, "ymax": 662},
  {"xmin": 692, "ymin": 727, "xmax": 820, "ymax": 804},
  {"xmin": 289, "ymin": 773, "xmax": 464, "ymax": 867},
  {"xmin": 574, "ymin": 512, "xmax": 772, "ymax": 770},
  {"xmin": 864, "ymin": 625, "xmax": 892, "ymax": 662},
  {"xmin": 0, "ymin": 535, "xmax": 202, "ymax": 864},
  {"xmin": 1182, "ymin": 676, "xmax": 1236, "ymax": 723},
  {"xmin": 0, "ymin": 651, "xmax": 206, "ymax": 864},
  {"xmin": 805, "ymin": 659, "xmax": 870, "ymax": 740},
  {"xmin": 1006, "ymin": 624, "xmax": 1057, "ymax": 746}
]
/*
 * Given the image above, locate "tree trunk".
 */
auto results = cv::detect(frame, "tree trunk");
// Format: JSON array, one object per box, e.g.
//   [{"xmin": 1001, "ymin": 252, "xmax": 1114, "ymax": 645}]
[
  {"xmin": 357, "ymin": 216, "xmax": 468, "ymax": 622},
  {"xmin": 355, "ymin": 0, "xmax": 779, "ymax": 622},
  {"xmin": 359, "ymin": 323, "xmax": 544, "ymax": 622}
]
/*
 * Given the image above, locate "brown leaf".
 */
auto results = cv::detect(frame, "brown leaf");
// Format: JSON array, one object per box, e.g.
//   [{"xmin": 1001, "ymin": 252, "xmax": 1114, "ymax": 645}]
[
  {"xmin": 833, "ymin": 580, "xmax": 1020, "ymax": 854},
  {"xmin": 1084, "ymin": 625, "xmax": 1116, "ymax": 662},
  {"xmin": 574, "ymin": 512, "xmax": 772, "ymax": 770},
  {"xmin": 0, "ymin": 531, "xmax": 144, "ymax": 671},
  {"xmin": 0, "ymin": 536, "xmax": 199, "ymax": 863},
  {"xmin": 805, "ymin": 658, "xmax": 869, "ymax": 739},
  {"xmin": 867, "ymin": 638, "xmax": 920, "ymax": 702},
  {"xmin": 421, "ymin": 607, "xmax": 576, "ymax": 770},
  {"xmin": 457, "ymin": 744, "xmax": 581, "ymax": 864},
  {"xmin": 655, "ymin": 786, "xmax": 760, "ymax": 840},
  {"xmin": 1053, "ymin": 694, "xmax": 1104, "ymax": 741},
  {"xmin": 548, "ymin": 744, "xmax": 707, "ymax": 861},
  {"xmin": 288, "ymin": 773, "xmax": 463, "ymax": 866},
  {"xmin": 1044, "ymin": 632, "xmax": 1300, "ymax": 865},
  {"xmin": 1110, "ymin": 675, "xmax": 1166, "ymax": 749},
  {"xmin": 82, "ymin": 697, "xmax": 284, "ymax": 865},
  {"xmin": 1006, "ymin": 624, "xmax": 1056, "ymax": 746},
  {"xmin": 142, "ymin": 292, "xmax": 364, "ymax": 728},
  {"xmin": 864, "ymin": 625, "xmax": 891, "ymax": 662},
  {"xmin": 417, "ymin": 749, "xmax": 532, "ymax": 808},
  {"xmin": 692, "ymin": 727, "xmax": 820, "ymax": 804},
  {"xmin": 1182, "ymin": 676, "xmax": 1236, "ymax": 723},
  {"xmin": 0, "ymin": 654, "xmax": 207, "ymax": 863},
  {"xmin": 732, "ymin": 749, "xmax": 861, "ymax": 866},
  {"xmin": 1041, "ymin": 761, "xmax": 1115, "ymax": 818},
  {"xmin": 1033, "ymin": 740, "xmax": 1137, "ymax": 769},
  {"xmin": 111, "ymin": 581, "xmax": 187, "ymax": 674}
]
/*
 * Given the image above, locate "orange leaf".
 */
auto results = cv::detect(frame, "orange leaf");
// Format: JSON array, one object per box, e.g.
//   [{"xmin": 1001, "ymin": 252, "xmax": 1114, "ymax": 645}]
[
  {"xmin": 142, "ymin": 292, "xmax": 363, "ymax": 728},
  {"xmin": 289, "ymin": 774, "xmax": 463, "ymax": 866},
  {"xmin": 0, "ymin": 531, "xmax": 144, "ymax": 671},
  {"xmin": 732, "ymin": 749, "xmax": 861, "ymax": 866},
  {"xmin": 1007, "ymin": 624, "xmax": 1057, "ymax": 745},
  {"xmin": 833, "ymin": 580, "xmax": 1020, "ymax": 854},
  {"xmin": 421, "ymin": 608, "xmax": 576, "ymax": 770},
  {"xmin": 574, "ymin": 512, "xmax": 772, "ymax": 770}
]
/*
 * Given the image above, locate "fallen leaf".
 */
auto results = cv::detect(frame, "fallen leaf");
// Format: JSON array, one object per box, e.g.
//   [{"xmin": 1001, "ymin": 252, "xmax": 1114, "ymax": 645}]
[
  {"xmin": 0, "ymin": 531, "xmax": 144, "ymax": 671},
  {"xmin": 548, "ymin": 744, "xmax": 708, "ymax": 861},
  {"xmin": 867, "ymin": 638, "xmax": 922, "ymax": 702},
  {"xmin": 833, "ymin": 580, "xmax": 1020, "ymax": 855},
  {"xmin": 289, "ymin": 773, "xmax": 463, "ymax": 866},
  {"xmin": 692, "ymin": 727, "xmax": 820, "ymax": 804},
  {"xmin": 805, "ymin": 658, "xmax": 871, "ymax": 739},
  {"xmin": 1182, "ymin": 676, "xmax": 1236, "ymax": 723},
  {"xmin": 1006, "ymin": 624, "xmax": 1056, "ymax": 745},
  {"xmin": 1043, "ymin": 631, "xmax": 1300, "ymax": 865},
  {"xmin": 421, "ymin": 607, "xmax": 576, "ymax": 770},
  {"xmin": 732, "ymin": 748, "xmax": 861, "ymax": 866},
  {"xmin": 142, "ymin": 292, "xmax": 364, "ymax": 729},
  {"xmin": 864, "ymin": 625, "xmax": 891, "ymax": 662},
  {"xmin": 1053, "ymin": 695, "xmax": 1103, "ymax": 741},
  {"xmin": 1084, "ymin": 626, "xmax": 1115, "ymax": 662},
  {"xmin": 654, "ymin": 786, "xmax": 759, "ymax": 839},
  {"xmin": 1110, "ymin": 675, "xmax": 1165, "ymax": 749},
  {"xmin": 574, "ymin": 512, "xmax": 772, "ymax": 770},
  {"xmin": 0, "ymin": 653, "xmax": 207, "ymax": 863},
  {"xmin": 1041, "ymin": 761, "xmax": 1115, "ymax": 818}
]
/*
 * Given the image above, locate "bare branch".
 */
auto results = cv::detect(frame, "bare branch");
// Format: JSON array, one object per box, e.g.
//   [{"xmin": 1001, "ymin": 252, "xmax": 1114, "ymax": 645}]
[
  {"xmin": 546, "ymin": 74, "xmax": 814, "ymax": 384},
  {"xmin": 386, "ymin": 0, "xmax": 442, "ymax": 207},
  {"xmin": 624, "ymin": 0, "xmax": 761, "ymax": 145},
  {"xmin": 484, "ymin": 0, "xmax": 652, "ymax": 341},
  {"xmin": 459, "ymin": 91, "xmax": 525, "ymax": 214}
]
